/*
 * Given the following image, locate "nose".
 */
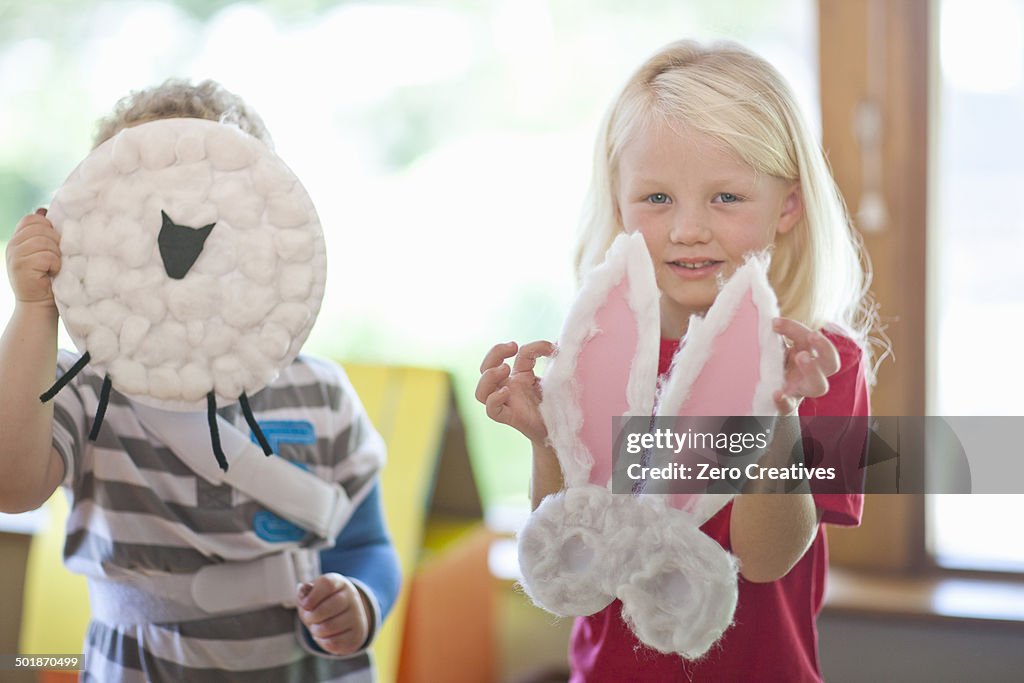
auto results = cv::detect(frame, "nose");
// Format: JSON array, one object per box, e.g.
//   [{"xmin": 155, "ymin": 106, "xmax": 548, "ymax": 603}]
[
  {"xmin": 158, "ymin": 210, "xmax": 215, "ymax": 279},
  {"xmin": 668, "ymin": 206, "xmax": 710, "ymax": 244}
]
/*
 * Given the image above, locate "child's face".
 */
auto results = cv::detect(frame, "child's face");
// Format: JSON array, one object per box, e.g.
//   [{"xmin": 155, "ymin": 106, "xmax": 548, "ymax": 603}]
[{"xmin": 616, "ymin": 119, "xmax": 802, "ymax": 338}]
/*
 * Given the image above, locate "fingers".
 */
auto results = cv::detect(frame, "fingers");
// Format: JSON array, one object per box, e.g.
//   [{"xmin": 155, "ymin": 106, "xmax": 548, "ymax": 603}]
[
  {"xmin": 303, "ymin": 610, "xmax": 356, "ymax": 643},
  {"xmin": 6, "ymin": 213, "xmax": 62, "ymax": 305},
  {"xmin": 481, "ymin": 375, "xmax": 548, "ymax": 443},
  {"xmin": 479, "ymin": 340, "xmax": 555, "ymax": 376},
  {"xmin": 11, "ymin": 233, "xmax": 61, "ymax": 258},
  {"xmin": 773, "ymin": 318, "xmax": 840, "ymax": 378},
  {"xmin": 484, "ymin": 385, "xmax": 512, "ymax": 424},
  {"xmin": 475, "ymin": 339, "xmax": 560, "ymax": 445},
  {"xmin": 479, "ymin": 341, "xmax": 518, "ymax": 373},
  {"xmin": 789, "ymin": 351, "xmax": 830, "ymax": 398},
  {"xmin": 10, "ymin": 215, "xmax": 60, "ymax": 258},
  {"xmin": 314, "ymin": 628, "xmax": 365, "ymax": 656},
  {"xmin": 27, "ymin": 249, "xmax": 61, "ymax": 278},
  {"xmin": 808, "ymin": 331, "xmax": 841, "ymax": 377},
  {"xmin": 11, "ymin": 226, "xmax": 58, "ymax": 252},
  {"xmin": 475, "ymin": 362, "xmax": 510, "ymax": 404},
  {"xmin": 298, "ymin": 573, "xmax": 352, "ymax": 618},
  {"xmin": 296, "ymin": 574, "xmax": 368, "ymax": 655},
  {"xmin": 512, "ymin": 340, "xmax": 556, "ymax": 373},
  {"xmin": 773, "ymin": 317, "xmax": 814, "ymax": 351},
  {"xmin": 14, "ymin": 211, "xmax": 53, "ymax": 235},
  {"xmin": 773, "ymin": 390, "xmax": 800, "ymax": 417},
  {"xmin": 306, "ymin": 611, "xmax": 355, "ymax": 640},
  {"xmin": 476, "ymin": 340, "xmax": 554, "ymax": 408},
  {"xmin": 773, "ymin": 318, "xmax": 839, "ymax": 406}
]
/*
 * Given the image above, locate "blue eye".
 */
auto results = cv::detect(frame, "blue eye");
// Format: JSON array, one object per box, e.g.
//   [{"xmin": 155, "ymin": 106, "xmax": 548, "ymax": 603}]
[
  {"xmin": 716, "ymin": 192, "xmax": 739, "ymax": 203},
  {"xmin": 647, "ymin": 193, "xmax": 670, "ymax": 204}
]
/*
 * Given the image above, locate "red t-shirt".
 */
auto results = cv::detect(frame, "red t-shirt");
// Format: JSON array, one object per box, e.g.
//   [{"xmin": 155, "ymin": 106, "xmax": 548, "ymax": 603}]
[{"xmin": 569, "ymin": 330, "xmax": 868, "ymax": 683}]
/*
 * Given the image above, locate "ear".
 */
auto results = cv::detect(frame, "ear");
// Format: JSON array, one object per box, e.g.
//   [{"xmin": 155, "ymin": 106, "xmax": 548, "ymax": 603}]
[
  {"xmin": 652, "ymin": 252, "xmax": 785, "ymax": 522},
  {"xmin": 776, "ymin": 182, "xmax": 803, "ymax": 236},
  {"xmin": 540, "ymin": 232, "xmax": 660, "ymax": 488}
]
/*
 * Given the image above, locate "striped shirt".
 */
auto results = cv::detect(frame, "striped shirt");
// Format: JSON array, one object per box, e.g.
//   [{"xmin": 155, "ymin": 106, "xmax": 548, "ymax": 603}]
[{"xmin": 51, "ymin": 350, "xmax": 385, "ymax": 682}]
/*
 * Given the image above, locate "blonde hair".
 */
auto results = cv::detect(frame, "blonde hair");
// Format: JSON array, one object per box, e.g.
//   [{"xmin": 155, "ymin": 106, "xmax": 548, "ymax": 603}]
[
  {"xmin": 577, "ymin": 40, "xmax": 881, "ymax": 379},
  {"xmin": 93, "ymin": 78, "xmax": 272, "ymax": 149}
]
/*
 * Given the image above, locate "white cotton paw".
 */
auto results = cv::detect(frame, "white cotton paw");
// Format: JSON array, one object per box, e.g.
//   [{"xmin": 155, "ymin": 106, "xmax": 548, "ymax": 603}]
[
  {"xmin": 516, "ymin": 485, "xmax": 621, "ymax": 616},
  {"xmin": 616, "ymin": 506, "xmax": 738, "ymax": 659}
]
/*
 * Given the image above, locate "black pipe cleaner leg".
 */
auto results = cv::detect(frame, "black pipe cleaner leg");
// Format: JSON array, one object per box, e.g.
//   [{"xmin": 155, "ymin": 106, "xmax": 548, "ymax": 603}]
[
  {"xmin": 239, "ymin": 392, "xmax": 273, "ymax": 456},
  {"xmin": 207, "ymin": 392, "xmax": 228, "ymax": 472},
  {"xmin": 39, "ymin": 351, "xmax": 91, "ymax": 402},
  {"xmin": 88, "ymin": 375, "xmax": 112, "ymax": 441}
]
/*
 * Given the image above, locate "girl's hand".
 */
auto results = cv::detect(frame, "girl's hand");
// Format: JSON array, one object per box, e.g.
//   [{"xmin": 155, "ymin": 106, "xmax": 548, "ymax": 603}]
[
  {"xmin": 297, "ymin": 573, "xmax": 370, "ymax": 656},
  {"xmin": 5, "ymin": 209, "xmax": 60, "ymax": 308},
  {"xmin": 771, "ymin": 318, "xmax": 841, "ymax": 416},
  {"xmin": 476, "ymin": 340, "xmax": 555, "ymax": 445}
]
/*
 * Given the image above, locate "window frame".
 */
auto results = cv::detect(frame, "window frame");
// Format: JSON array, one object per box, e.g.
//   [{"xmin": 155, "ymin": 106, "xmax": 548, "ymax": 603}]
[
  {"xmin": 819, "ymin": 0, "xmax": 1024, "ymax": 584},
  {"xmin": 819, "ymin": 0, "xmax": 929, "ymax": 574}
]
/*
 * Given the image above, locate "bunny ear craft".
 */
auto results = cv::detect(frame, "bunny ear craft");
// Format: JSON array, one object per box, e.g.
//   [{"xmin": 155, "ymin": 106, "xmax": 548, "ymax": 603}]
[{"xmin": 517, "ymin": 240, "xmax": 787, "ymax": 660}]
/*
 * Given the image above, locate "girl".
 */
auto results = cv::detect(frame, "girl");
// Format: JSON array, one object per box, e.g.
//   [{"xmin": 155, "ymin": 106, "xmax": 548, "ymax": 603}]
[{"xmin": 477, "ymin": 40, "xmax": 875, "ymax": 682}]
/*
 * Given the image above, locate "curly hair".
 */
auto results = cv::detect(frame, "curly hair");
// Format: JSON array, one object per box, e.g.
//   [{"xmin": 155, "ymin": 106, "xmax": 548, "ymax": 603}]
[{"xmin": 92, "ymin": 78, "xmax": 272, "ymax": 149}]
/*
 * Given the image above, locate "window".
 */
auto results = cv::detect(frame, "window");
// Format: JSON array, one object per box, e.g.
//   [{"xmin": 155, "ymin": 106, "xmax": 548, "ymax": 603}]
[{"xmin": 929, "ymin": 0, "xmax": 1024, "ymax": 573}]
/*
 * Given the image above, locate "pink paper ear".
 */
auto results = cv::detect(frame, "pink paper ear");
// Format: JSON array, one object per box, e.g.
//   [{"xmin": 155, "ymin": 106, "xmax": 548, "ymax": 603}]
[
  {"xmin": 673, "ymin": 289, "xmax": 764, "ymax": 416},
  {"xmin": 575, "ymin": 277, "xmax": 639, "ymax": 487},
  {"xmin": 654, "ymin": 254, "xmax": 784, "ymax": 519},
  {"xmin": 540, "ymin": 233, "xmax": 660, "ymax": 488}
]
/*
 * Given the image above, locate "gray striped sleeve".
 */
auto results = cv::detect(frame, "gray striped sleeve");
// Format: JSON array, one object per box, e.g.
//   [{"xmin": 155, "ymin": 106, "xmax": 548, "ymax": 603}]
[{"xmin": 317, "ymin": 360, "xmax": 385, "ymax": 473}]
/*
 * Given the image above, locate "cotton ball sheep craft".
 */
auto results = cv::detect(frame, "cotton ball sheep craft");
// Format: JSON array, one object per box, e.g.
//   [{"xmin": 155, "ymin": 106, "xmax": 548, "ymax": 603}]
[
  {"xmin": 41, "ymin": 118, "xmax": 326, "ymax": 470},
  {"xmin": 518, "ymin": 233, "xmax": 785, "ymax": 658}
]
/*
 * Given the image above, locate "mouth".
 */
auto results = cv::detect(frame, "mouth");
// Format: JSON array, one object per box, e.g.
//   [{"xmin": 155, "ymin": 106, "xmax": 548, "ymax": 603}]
[
  {"xmin": 671, "ymin": 259, "xmax": 720, "ymax": 269},
  {"xmin": 666, "ymin": 259, "xmax": 723, "ymax": 278}
]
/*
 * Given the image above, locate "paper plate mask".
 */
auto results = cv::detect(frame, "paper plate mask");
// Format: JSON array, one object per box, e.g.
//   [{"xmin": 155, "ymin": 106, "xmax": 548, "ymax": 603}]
[
  {"xmin": 41, "ymin": 118, "xmax": 327, "ymax": 469},
  {"xmin": 517, "ymin": 233, "xmax": 784, "ymax": 658}
]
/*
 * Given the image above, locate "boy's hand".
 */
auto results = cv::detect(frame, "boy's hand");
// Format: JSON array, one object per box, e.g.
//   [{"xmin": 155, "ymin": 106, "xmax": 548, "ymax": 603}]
[
  {"xmin": 476, "ymin": 340, "xmax": 555, "ymax": 445},
  {"xmin": 772, "ymin": 318, "xmax": 841, "ymax": 416},
  {"xmin": 5, "ymin": 209, "xmax": 61, "ymax": 308},
  {"xmin": 297, "ymin": 573, "xmax": 370, "ymax": 656}
]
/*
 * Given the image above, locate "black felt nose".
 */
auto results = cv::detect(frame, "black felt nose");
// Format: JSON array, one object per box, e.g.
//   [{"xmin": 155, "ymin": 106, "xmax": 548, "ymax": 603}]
[{"xmin": 158, "ymin": 210, "xmax": 215, "ymax": 279}]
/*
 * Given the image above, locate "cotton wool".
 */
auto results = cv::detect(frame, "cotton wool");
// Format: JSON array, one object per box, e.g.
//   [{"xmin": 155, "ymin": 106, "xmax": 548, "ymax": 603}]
[
  {"xmin": 47, "ymin": 118, "xmax": 326, "ymax": 412},
  {"xmin": 518, "ymin": 233, "xmax": 785, "ymax": 660}
]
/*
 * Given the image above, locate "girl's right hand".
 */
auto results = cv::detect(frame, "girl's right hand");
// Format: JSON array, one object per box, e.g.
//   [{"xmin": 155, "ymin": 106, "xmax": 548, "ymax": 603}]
[
  {"xmin": 476, "ymin": 340, "xmax": 556, "ymax": 445},
  {"xmin": 5, "ymin": 209, "xmax": 61, "ymax": 308}
]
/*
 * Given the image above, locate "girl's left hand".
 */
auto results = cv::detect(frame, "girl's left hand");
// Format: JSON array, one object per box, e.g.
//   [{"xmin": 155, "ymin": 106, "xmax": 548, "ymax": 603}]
[
  {"xmin": 771, "ymin": 318, "xmax": 841, "ymax": 416},
  {"xmin": 297, "ymin": 573, "xmax": 370, "ymax": 656}
]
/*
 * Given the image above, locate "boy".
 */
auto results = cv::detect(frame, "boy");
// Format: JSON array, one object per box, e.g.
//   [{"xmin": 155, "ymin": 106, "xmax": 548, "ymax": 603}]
[{"xmin": 0, "ymin": 79, "xmax": 400, "ymax": 682}]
